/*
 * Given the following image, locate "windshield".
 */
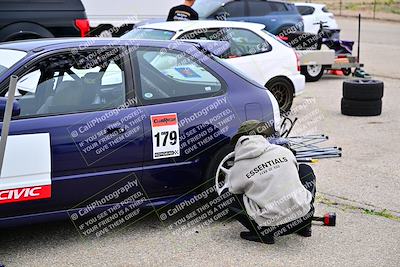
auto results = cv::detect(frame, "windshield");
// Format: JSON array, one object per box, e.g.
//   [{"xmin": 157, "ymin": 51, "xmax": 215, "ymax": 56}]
[
  {"xmin": 121, "ymin": 28, "xmax": 175, "ymax": 40},
  {"xmin": 192, "ymin": 0, "xmax": 230, "ymax": 18},
  {"xmin": 0, "ymin": 49, "xmax": 27, "ymax": 76}
]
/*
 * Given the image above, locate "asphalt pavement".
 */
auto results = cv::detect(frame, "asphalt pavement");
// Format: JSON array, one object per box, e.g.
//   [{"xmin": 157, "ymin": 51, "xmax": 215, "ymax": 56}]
[{"xmin": 0, "ymin": 17, "xmax": 399, "ymax": 266}]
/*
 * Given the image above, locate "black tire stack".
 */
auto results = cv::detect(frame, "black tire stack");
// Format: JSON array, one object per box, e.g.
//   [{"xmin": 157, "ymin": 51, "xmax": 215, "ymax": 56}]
[{"xmin": 341, "ymin": 80, "xmax": 384, "ymax": 116}]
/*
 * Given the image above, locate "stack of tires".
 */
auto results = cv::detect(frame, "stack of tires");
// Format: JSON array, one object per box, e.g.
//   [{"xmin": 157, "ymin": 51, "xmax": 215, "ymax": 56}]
[{"xmin": 341, "ymin": 80, "xmax": 384, "ymax": 116}]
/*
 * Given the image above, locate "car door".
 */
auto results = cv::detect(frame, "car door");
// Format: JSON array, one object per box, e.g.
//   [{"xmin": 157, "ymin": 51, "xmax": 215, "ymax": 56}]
[
  {"xmin": 0, "ymin": 47, "xmax": 144, "ymax": 218},
  {"xmin": 245, "ymin": 0, "xmax": 273, "ymax": 30},
  {"xmin": 130, "ymin": 46, "xmax": 240, "ymax": 198}
]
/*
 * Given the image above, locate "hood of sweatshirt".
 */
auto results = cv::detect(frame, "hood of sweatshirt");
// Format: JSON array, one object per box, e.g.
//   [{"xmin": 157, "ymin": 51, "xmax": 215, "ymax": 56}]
[{"xmin": 234, "ymin": 135, "xmax": 270, "ymax": 162}]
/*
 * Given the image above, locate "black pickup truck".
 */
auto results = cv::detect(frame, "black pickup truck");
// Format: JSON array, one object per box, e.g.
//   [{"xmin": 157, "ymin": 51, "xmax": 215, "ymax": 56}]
[{"xmin": 0, "ymin": 0, "xmax": 89, "ymax": 42}]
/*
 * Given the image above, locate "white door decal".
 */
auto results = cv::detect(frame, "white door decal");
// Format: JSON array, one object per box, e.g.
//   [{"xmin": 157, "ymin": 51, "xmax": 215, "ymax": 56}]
[{"xmin": 0, "ymin": 133, "xmax": 51, "ymax": 205}]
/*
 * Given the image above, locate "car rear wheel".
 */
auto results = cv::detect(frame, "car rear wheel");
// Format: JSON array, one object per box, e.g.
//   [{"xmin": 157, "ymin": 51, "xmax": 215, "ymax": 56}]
[
  {"xmin": 201, "ymin": 145, "xmax": 234, "ymax": 196},
  {"xmin": 301, "ymin": 65, "xmax": 324, "ymax": 82},
  {"xmin": 266, "ymin": 78, "xmax": 294, "ymax": 112}
]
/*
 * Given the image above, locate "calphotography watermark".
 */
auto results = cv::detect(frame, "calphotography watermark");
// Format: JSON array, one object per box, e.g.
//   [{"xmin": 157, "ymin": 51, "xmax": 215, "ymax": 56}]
[
  {"xmin": 279, "ymin": 98, "xmax": 325, "ymax": 136},
  {"xmin": 158, "ymin": 182, "xmax": 236, "ymax": 237},
  {"xmin": 68, "ymin": 174, "xmax": 151, "ymax": 238},
  {"xmin": 178, "ymin": 96, "xmax": 240, "ymax": 161},
  {"xmin": 68, "ymin": 98, "xmax": 146, "ymax": 166}
]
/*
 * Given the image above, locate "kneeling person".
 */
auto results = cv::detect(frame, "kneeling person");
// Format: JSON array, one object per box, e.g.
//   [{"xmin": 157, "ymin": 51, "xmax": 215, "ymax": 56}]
[{"xmin": 227, "ymin": 120, "xmax": 316, "ymax": 244}]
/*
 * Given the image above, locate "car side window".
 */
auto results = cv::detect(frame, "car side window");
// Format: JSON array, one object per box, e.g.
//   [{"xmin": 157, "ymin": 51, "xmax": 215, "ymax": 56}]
[
  {"xmin": 179, "ymin": 30, "xmax": 208, "ymax": 40},
  {"xmin": 269, "ymin": 2, "xmax": 288, "ymax": 12},
  {"xmin": 68, "ymin": 61, "xmax": 123, "ymax": 86},
  {"xmin": 134, "ymin": 48, "xmax": 224, "ymax": 104},
  {"xmin": 12, "ymin": 50, "xmax": 126, "ymax": 118},
  {"xmin": 211, "ymin": 2, "xmax": 245, "ymax": 18},
  {"xmin": 15, "ymin": 69, "xmax": 42, "ymax": 95},
  {"xmin": 179, "ymin": 28, "xmax": 271, "ymax": 58},
  {"xmin": 248, "ymin": 1, "xmax": 272, "ymax": 16},
  {"xmin": 179, "ymin": 28, "xmax": 223, "ymax": 41},
  {"xmin": 297, "ymin": 6, "xmax": 315, "ymax": 16},
  {"xmin": 223, "ymin": 29, "xmax": 272, "ymax": 58}
]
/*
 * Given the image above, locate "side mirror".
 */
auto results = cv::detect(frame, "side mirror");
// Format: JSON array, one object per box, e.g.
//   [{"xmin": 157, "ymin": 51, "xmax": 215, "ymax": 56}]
[{"xmin": 0, "ymin": 97, "xmax": 21, "ymax": 120}]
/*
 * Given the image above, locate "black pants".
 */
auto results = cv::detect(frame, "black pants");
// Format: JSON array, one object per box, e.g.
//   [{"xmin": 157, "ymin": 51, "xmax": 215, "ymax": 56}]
[{"xmin": 228, "ymin": 164, "xmax": 316, "ymax": 239}]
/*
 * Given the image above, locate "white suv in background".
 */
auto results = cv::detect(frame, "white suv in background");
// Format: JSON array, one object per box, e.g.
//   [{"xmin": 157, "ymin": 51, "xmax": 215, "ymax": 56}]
[
  {"xmin": 295, "ymin": 3, "xmax": 339, "ymax": 34},
  {"xmin": 123, "ymin": 21, "xmax": 305, "ymax": 112}
]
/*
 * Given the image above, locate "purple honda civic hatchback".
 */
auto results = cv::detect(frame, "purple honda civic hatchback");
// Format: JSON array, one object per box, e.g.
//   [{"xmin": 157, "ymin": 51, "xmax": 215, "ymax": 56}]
[{"xmin": 0, "ymin": 38, "xmax": 280, "ymax": 229}]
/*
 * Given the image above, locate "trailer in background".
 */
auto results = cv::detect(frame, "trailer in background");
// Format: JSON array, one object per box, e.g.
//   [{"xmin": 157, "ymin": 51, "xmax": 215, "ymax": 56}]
[{"xmin": 297, "ymin": 49, "xmax": 364, "ymax": 82}]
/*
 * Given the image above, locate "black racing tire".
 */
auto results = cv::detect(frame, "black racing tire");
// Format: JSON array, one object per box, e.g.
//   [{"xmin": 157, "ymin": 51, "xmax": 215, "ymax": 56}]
[
  {"xmin": 301, "ymin": 65, "xmax": 324, "ymax": 82},
  {"xmin": 343, "ymin": 79, "xmax": 384, "ymax": 101},
  {"xmin": 201, "ymin": 145, "xmax": 234, "ymax": 195},
  {"xmin": 194, "ymin": 145, "xmax": 236, "ymax": 221},
  {"xmin": 341, "ymin": 98, "xmax": 382, "ymax": 116},
  {"xmin": 0, "ymin": 22, "xmax": 55, "ymax": 42},
  {"xmin": 266, "ymin": 77, "xmax": 294, "ymax": 113}
]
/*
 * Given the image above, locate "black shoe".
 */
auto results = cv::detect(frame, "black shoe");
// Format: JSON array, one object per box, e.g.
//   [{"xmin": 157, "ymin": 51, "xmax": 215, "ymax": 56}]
[
  {"xmin": 296, "ymin": 225, "xmax": 312, "ymax": 237},
  {"xmin": 240, "ymin": 231, "xmax": 275, "ymax": 244}
]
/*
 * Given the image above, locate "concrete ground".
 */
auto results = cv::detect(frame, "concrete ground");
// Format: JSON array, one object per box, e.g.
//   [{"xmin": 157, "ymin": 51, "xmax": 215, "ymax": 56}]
[
  {"xmin": 1, "ymin": 17, "xmax": 399, "ymax": 266},
  {"xmin": 337, "ymin": 16, "xmax": 400, "ymax": 80}
]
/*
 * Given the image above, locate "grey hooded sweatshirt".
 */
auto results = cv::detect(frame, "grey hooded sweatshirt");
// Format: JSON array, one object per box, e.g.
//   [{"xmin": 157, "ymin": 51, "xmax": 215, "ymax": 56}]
[{"xmin": 228, "ymin": 135, "xmax": 312, "ymax": 227}]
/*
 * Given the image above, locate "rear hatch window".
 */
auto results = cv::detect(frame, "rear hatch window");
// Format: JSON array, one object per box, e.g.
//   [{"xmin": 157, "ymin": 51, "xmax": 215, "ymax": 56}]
[
  {"xmin": 322, "ymin": 6, "xmax": 330, "ymax": 13},
  {"xmin": 122, "ymin": 28, "xmax": 175, "ymax": 40},
  {"xmin": 296, "ymin": 6, "xmax": 315, "ymax": 16}
]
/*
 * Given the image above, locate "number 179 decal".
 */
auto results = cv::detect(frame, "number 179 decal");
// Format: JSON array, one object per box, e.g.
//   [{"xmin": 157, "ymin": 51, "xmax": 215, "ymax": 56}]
[{"xmin": 151, "ymin": 113, "xmax": 180, "ymax": 159}]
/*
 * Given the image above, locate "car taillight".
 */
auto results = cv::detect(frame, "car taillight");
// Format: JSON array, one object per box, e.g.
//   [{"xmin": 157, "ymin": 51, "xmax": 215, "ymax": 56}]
[
  {"xmin": 294, "ymin": 49, "xmax": 300, "ymax": 72},
  {"xmin": 75, "ymin": 19, "xmax": 90, "ymax": 37}
]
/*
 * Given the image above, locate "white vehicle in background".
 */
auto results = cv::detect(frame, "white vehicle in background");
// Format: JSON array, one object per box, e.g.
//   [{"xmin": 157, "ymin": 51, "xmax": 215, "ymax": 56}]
[
  {"xmin": 295, "ymin": 3, "xmax": 339, "ymax": 34},
  {"xmin": 80, "ymin": 0, "xmax": 181, "ymax": 36},
  {"xmin": 122, "ymin": 21, "xmax": 305, "ymax": 112}
]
